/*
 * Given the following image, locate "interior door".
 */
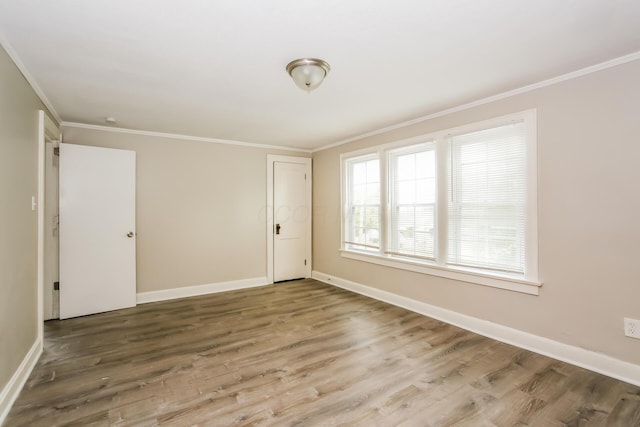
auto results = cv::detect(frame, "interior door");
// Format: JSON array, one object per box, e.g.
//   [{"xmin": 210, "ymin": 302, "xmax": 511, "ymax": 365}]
[
  {"xmin": 273, "ymin": 161, "xmax": 307, "ymax": 282},
  {"xmin": 59, "ymin": 143, "xmax": 136, "ymax": 319}
]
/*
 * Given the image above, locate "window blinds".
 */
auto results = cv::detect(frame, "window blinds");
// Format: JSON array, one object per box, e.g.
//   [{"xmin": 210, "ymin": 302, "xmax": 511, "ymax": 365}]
[{"xmin": 448, "ymin": 121, "xmax": 526, "ymax": 273}]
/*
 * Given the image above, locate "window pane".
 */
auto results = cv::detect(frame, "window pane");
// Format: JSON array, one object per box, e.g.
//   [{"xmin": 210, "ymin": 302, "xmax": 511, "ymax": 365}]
[
  {"xmin": 388, "ymin": 143, "xmax": 436, "ymax": 260},
  {"xmin": 345, "ymin": 155, "xmax": 380, "ymax": 251},
  {"xmin": 366, "ymin": 183, "xmax": 380, "ymax": 204},
  {"xmin": 416, "ymin": 151, "xmax": 435, "ymax": 179},
  {"xmin": 448, "ymin": 122, "xmax": 525, "ymax": 273},
  {"xmin": 397, "ymin": 180, "xmax": 415, "ymax": 204},
  {"xmin": 415, "ymin": 206, "xmax": 433, "ymax": 232},
  {"xmin": 397, "ymin": 154, "xmax": 415, "ymax": 181},
  {"xmin": 398, "ymin": 206, "xmax": 414, "ymax": 232},
  {"xmin": 366, "ymin": 206, "xmax": 380, "ymax": 229},
  {"xmin": 353, "ymin": 162, "xmax": 366, "ymax": 184},
  {"xmin": 366, "ymin": 159, "xmax": 379, "ymax": 182},
  {"xmin": 353, "ymin": 183, "xmax": 366, "ymax": 204},
  {"xmin": 352, "ymin": 206, "xmax": 365, "ymax": 228},
  {"xmin": 416, "ymin": 178, "xmax": 435, "ymax": 204}
]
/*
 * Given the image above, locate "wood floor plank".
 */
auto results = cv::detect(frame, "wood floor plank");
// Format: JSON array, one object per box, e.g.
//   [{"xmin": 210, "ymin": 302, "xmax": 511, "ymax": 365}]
[{"xmin": 4, "ymin": 279, "xmax": 640, "ymax": 426}]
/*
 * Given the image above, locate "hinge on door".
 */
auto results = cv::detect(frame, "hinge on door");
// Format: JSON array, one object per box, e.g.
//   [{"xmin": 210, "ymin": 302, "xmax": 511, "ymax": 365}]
[
  {"xmin": 304, "ymin": 173, "xmax": 307, "ymax": 180},
  {"xmin": 304, "ymin": 259, "xmax": 307, "ymax": 266},
  {"xmin": 53, "ymin": 281, "xmax": 59, "ymax": 291},
  {"xmin": 53, "ymin": 147, "xmax": 60, "ymax": 156}
]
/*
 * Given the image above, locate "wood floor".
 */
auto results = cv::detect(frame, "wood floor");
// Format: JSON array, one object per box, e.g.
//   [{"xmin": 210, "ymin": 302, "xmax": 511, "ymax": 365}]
[{"xmin": 5, "ymin": 279, "xmax": 640, "ymax": 426}]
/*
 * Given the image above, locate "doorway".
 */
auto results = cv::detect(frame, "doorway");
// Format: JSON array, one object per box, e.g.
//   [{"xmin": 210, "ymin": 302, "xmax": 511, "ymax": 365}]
[
  {"xmin": 43, "ymin": 138, "xmax": 59, "ymax": 320},
  {"xmin": 38, "ymin": 111, "xmax": 60, "ymax": 330},
  {"xmin": 266, "ymin": 155, "xmax": 311, "ymax": 283}
]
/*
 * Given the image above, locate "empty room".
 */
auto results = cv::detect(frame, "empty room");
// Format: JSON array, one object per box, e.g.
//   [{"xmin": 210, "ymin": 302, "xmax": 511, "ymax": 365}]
[{"xmin": 1, "ymin": 1, "xmax": 640, "ymax": 425}]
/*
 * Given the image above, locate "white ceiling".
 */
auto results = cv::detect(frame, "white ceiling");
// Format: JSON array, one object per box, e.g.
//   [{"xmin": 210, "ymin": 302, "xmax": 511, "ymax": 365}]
[{"xmin": 1, "ymin": 1, "xmax": 639, "ymax": 151}]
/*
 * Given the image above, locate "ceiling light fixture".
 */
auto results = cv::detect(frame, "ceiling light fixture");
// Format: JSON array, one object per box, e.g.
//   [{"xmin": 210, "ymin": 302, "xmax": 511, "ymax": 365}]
[{"xmin": 286, "ymin": 58, "xmax": 330, "ymax": 93}]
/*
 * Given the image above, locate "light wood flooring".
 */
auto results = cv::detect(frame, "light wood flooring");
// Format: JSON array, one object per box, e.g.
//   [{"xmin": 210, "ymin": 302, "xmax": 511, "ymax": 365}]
[{"xmin": 5, "ymin": 279, "xmax": 640, "ymax": 426}]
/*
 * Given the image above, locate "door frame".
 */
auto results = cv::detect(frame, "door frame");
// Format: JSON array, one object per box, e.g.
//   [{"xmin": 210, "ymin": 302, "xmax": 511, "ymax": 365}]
[
  {"xmin": 266, "ymin": 155, "xmax": 312, "ymax": 284},
  {"xmin": 43, "ymin": 138, "xmax": 60, "ymax": 320},
  {"xmin": 37, "ymin": 111, "xmax": 60, "ymax": 337}
]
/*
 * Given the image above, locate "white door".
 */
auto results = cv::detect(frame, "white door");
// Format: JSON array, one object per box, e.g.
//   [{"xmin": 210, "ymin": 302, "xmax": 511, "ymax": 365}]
[
  {"xmin": 59, "ymin": 143, "xmax": 137, "ymax": 319},
  {"xmin": 273, "ymin": 161, "xmax": 308, "ymax": 282}
]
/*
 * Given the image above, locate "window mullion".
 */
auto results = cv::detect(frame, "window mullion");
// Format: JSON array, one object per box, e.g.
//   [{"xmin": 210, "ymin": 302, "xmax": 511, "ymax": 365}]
[
  {"xmin": 379, "ymin": 148, "xmax": 388, "ymax": 256},
  {"xmin": 436, "ymin": 136, "xmax": 448, "ymax": 267},
  {"xmin": 524, "ymin": 112, "xmax": 538, "ymax": 281}
]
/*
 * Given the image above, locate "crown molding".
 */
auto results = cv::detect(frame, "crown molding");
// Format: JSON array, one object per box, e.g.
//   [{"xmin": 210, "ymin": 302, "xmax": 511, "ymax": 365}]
[
  {"xmin": 61, "ymin": 122, "xmax": 313, "ymax": 153},
  {"xmin": 0, "ymin": 32, "xmax": 61, "ymax": 124},
  {"xmin": 3, "ymin": 21, "xmax": 637, "ymax": 155},
  {"xmin": 312, "ymin": 50, "xmax": 640, "ymax": 153}
]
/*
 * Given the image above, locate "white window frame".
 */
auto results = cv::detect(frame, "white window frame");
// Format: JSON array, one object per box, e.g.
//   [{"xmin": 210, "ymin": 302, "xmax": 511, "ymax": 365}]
[
  {"xmin": 341, "ymin": 152, "xmax": 383, "ymax": 253},
  {"xmin": 387, "ymin": 141, "xmax": 437, "ymax": 261},
  {"xmin": 340, "ymin": 110, "xmax": 541, "ymax": 295}
]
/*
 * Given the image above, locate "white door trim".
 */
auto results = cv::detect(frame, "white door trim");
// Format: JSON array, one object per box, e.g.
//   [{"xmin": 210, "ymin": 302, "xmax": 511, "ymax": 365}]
[
  {"xmin": 266, "ymin": 155, "xmax": 312, "ymax": 284},
  {"xmin": 37, "ymin": 111, "xmax": 60, "ymax": 338}
]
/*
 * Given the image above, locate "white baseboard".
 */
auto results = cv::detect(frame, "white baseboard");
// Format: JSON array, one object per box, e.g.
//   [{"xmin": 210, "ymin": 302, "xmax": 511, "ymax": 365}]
[
  {"xmin": 311, "ymin": 270, "xmax": 640, "ymax": 387},
  {"xmin": 136, "ymin": 276, "xmax": 270, "ymax": 304},
  {"xmin": 0, "ymin": 339, "xmax": 42, "ymax": 425}
]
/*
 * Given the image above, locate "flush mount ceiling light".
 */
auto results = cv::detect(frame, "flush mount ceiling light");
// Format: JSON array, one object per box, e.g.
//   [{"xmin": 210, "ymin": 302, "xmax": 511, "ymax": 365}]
[{"xmin": 286, "ymin": 58, "xmax": 330, "ymax": 92}]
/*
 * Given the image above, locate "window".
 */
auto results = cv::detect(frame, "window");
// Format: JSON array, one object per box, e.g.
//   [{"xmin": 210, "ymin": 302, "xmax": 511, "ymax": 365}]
[
  {"xmin": 344, "ymin": 154, "xmax": 380, "ymax": 252},
  {"xmin": 340, "ymin": 111, "xmax": 539, "ymax": 294},
  {"xmin": 388, "ymin": 142, "xmax": 436, "ymax": 260},
  {"xmin": 448, "ymin": 122, "xmax": 526, "ymax": 274}
]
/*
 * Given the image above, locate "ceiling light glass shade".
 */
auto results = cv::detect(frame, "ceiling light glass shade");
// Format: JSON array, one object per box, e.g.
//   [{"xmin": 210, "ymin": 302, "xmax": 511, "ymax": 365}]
[{"xmin": 286, "ymin": 58, "xmax": 330, "ymax": 92}]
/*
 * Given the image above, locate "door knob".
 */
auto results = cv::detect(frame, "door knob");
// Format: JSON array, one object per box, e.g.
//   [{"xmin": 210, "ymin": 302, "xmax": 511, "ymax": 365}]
[
  {"xmin": 275, "ymin": 224, "xmax": 281, "ymax": 235},
  {"xmin": 127, "ymin": 231, "xmax": 134, "ymax": 238}
]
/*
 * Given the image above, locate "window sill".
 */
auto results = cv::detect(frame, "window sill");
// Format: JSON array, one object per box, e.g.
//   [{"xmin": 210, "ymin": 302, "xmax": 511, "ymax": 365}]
[{"xmin": 340, "ymin": 249, "xmax": 542, "ymax": 295}]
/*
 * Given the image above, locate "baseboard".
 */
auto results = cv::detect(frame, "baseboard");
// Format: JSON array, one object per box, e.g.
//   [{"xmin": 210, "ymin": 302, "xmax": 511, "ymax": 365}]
[
  {"xmin": 136, "ymin": 276, "xmax": 270, "ymax": 304},
  {"xmin": 311, "ymin": 270, "xmax": 640, "ymax": 387},
  {"xmin": 0, "ymin": 339, "xmax": 42, "ymax": 425}
]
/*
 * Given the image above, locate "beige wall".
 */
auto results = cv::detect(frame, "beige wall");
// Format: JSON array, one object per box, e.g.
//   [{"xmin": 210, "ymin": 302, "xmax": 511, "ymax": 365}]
[
  {"xmin": 0, "ymin": 46, "xmax": 49, "ymax": 392},
  {"xmin": 3, "ymin": 31, "xmax": 638, "ymax": 403},
  {"xmin": 62, "ymin": 127, "xmax": 309, "ymax": 293},
  {"xmin": 313, "ymin": 59, "xmax": 640, "ymax": 366}
]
